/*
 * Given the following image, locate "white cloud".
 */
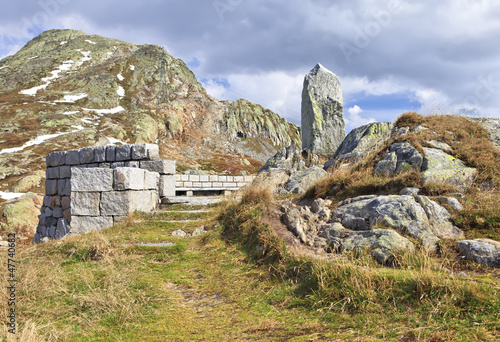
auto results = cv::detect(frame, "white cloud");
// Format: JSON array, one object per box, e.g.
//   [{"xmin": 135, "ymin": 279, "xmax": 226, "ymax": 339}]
[{"xmin": 345, "ymin": 105, "xmax": 376, "ymax": 131}]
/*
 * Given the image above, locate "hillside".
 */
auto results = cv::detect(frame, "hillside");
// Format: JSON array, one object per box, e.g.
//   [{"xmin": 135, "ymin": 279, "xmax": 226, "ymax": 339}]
[{"xmin": 0, "ymin": 29, "xmax": 300, "ymax": 196}]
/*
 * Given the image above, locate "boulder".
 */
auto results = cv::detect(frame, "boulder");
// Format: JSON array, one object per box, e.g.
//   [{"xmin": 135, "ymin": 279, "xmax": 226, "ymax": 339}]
[
  {"xmin": 421, "ymin": 148, "xmax": 477, "ymax": 191},
  {"xmin": 2, "ymin": 193, "xmax": 42, "ymax": 232},
  {"xmin": 284, "ymin": 166, "xmax": 327, "ymax": 194},
  {"xmin": 341, "ymin": 229, "xmax": 415, "ymax": 265},
  {"xmin": 301, "ymin": 63, "xmax": 346, "ymax": 154},
  {"xmin": 325, "ymin": 122, "xmax": 393, "ymax": 170},
  {"xmin": 258, "ymin": 144, "xmax": 305, "ymax": 173},
  {"xmin": 374, "ymin": 142, "xmax": 423, "ymax": 176},
  {"xmin": 251, "ymin": 169, "xmax": 290, "ymax": 194},
  {"xmin": 281, "ymin": 204, "xmax": 308, "ymax": 243},
  {"xmin": 331, "ymin": 195, "xmax": 464, "ymax": 251},
  {"xmin": 457, "ymin": 239, "xmax": 500, "ymax": 268}
]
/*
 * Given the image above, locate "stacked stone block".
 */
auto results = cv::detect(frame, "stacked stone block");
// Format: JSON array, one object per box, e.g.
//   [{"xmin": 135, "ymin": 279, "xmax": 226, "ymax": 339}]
[
  {"xmin": 33, "ymin": 144, "xmax": 166, "ymax": 243},
  {"xmin": 174, "ymin": 175, "xmax": 255, "ymax": 193}
]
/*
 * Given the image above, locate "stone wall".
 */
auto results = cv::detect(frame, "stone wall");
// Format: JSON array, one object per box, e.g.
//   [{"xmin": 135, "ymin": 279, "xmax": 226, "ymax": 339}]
[
  {"xmin": 33, "ymin": 144, "xmax": 170, "ymax": 243},
  {"xmin": 33, "ymin": 143, "xmax": 254, "ymax": 243}
]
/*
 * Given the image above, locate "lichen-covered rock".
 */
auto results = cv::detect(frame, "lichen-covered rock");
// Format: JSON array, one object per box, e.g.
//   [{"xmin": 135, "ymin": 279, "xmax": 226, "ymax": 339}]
[
  {"xmin": 331, "ymin": 195, "xmax": 463, "ymax": 251},
  {"xmin": 325, "ymin": 122, "xmax": 393, "ymax": 169},
  {"xmin": 421, "ymin": 148, "xmax": 477, "ymax": 191},
  {"xmin": 301, "ymin": 63, "xmax": 346, "ymax": 154},
  {"xmin": 1, "ymin": 193, "xmax": 42, "ymax": 232},
  {"xmin": 457, "ymin": 239, "xmax": 500, "ymax": 268},
  {"xmin": 374, "ymin": 142, "xmax": 423, "ymax": 176},
  {"xmin": 259, "ymin": 144, "xmax": 305, "ymax": 173},
  {"xmin": 284, "ymin": 166, "xmax": 327, "ymax": 194},
  {"xmin": 341, "ymin": 229, "xmax": 415, "ymax": 265}
]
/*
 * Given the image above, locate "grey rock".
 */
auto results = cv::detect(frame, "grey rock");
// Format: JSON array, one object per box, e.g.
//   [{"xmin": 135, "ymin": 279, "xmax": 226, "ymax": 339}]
[
  {"xmin": 53, "ymin": 206, "xmax": 63, "ymax": 218},
  {"xmin": 341, "ymin": 214, "xmax": 370, "ymax": 231},
  {"xmin": 55, "ymin": 218, "xmax": 70, "ymax": 239},
  {"xmin": 71, "ymin": 168, "xmax": 113, "ymax": 192},
  {"xmin": 57, "ymin": 178, "xmax": 71, "ymax": 196},
  {"xmin": 159, "ymin": 175, "xmax": 176, "ymax": 197},
  {"xmin": 94, "ymin": 146, "xmax": 106, "ymax": 162},
  {"xmin": 113, "ymin": 167, "xmax": 146, "ymax": 191},
  {"xmin": 100, "ymin": 191, "xmax": 157, "ymax": 216},
  {"xmin": 282, "ymin": 204, "xmax": 308, "ymax": 243},
  {"xmin": 48, "ymin": 226, "xmax": 56, "ymax": 238},
  {"xmin": 332, "ymin": 195, "xmax": 464, "ymax": 251},
  {"xmin": 374, "ymin": 142, "xmax": 423, "ymax": 176},
  {"xmin": 131, "ymin": 144, "xmax": 159, "ymax": 160},
  {"xmin": 258, "ymin": 145, "xmax": 305, "ymax": 173},
  {"xmin": 426, "ymin": 140, "xmax": 452, "ymax": 152},
  {"xmin": 46, "ymin": 151, "xmax": 66, "ymax": 167},
  {"xmin": 46, "ymin": 167, "xmax": 59, "ymax": 179},
  {"xmin": 171, "ymin": 229, "xmax": 187, "ymax": 238},
  {"xmin": 140, "ymin": 160, "xmax": 176, "ymax": 175},
  {"xmin": 341, "ymin": 229, "xmax": 415, "ymax": 265},
  {"xmin": 115, "ymin": 145, "xmax": 131, "ymax": 161},
  {"xmin": 325, "ymin": 122, "xmax": 393, "ymax": 169},
  {"xmin": 70, "ymin": 216, "xmax": 113, "ymax": 234},
  {"xmin": 251, "ymin": 169, "xmax": 290, "ymax": 194},
  {"xmin": 421, "ymin": 147, "xmax": 477, "ymax": 191},
  {"xmin": 438, "ymin": 196, "xmax": 463, "ymax": 211},
  {"xmin": 71, "ymin": 192, "xmax": 100, "ymax": 216},
  {"xmin": 301, "ymin": 63, "xmax": 346, "ymax": 154},
  {"xmin": 399, "ymin": 187, "xmax": 420, "ymax": 196},
  {"xmin": 111, "ymin": 162, "xmax": 125, "ymax": 168},
  {"xmin": 105, "ymin": 145, "xmax": 116, "ymax": 162},
  {"xmin": 284, "ymin": 166, "xmax": 327, "ymax": 194},
  {"xmin": 65, "ymin": 150, "xmax": 80, "ymax": 165},
  {"xmin": 457, "ymin": 239, "xmax": 500, "ymax": 268},
  {"xmin": 59, "ymin": 166, "xmax": 71, "ymax": 178},
  {"xmin": 79, "ymin": 147, "xmax": 95, "ymax": 164},
  {"xmin": 45, "ymin": 180, "xmax": 58, "ymax": 195},
  {"xmin": 61, "ymin": 196, "xmax": 71, "ymax": 210},
  {"xmin": 192, "ymin": 226, "xmax": 206, "ymax": 237},
  {"xmin": 32, "ymin": 233, "xmax": 40, "ymax": 244},
  {"xmin": 41, "ymin": 237, "xmax": 50, "ymax": 243}
]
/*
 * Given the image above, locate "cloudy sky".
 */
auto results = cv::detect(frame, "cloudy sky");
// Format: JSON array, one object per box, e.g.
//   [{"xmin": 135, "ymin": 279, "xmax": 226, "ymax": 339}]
[{"xmin": 1, "ymin": 0, "xmax": 499, "ymax": 131}]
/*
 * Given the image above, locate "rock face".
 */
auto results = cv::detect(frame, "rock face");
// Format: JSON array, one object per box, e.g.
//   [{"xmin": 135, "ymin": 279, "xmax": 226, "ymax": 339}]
[
  {"xmin": 325, "ymin": 122, "xmax": 393, "ymax": 169},
  {"xmin": 284, "ymin": 166, "xmax": 327, "ymax": 194},
  {"xmin": 301, "ymin": 63, "xmax": 346, "ymax": 154},
  {"xmin": 457, "ymin": 239, "xmax": 500, "ymax": 268},
  {"xmin": 331, "ymin": 195, "xmax": 464, "ymax": 251},
  {"xmin": 258, "ymin": 145, "xmax": 305, "ymax": 173},
  {"xmin": 374, "ymin": 142, "xmax": 423, "ymax": 176}
]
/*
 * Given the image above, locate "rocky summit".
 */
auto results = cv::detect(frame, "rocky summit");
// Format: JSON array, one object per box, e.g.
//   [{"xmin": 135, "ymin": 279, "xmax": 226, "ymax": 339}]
[
  {"xmin": 0, "ymin": 29, "xmax": 299, "ymax": 195},
  {"xmin": 301, "ymin": 63, "xmax": 346, "ymax": 155}
]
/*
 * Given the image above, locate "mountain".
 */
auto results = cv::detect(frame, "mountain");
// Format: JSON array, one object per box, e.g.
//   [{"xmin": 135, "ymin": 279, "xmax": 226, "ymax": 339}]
[{"xmin": 0, "ymin": 29, "xmax": 300, "ymax": 197}]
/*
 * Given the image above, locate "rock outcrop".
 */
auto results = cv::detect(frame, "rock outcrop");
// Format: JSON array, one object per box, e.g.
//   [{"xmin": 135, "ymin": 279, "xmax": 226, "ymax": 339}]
[
  {"xmin": 301, "ymin": 63, "xmax": 345, "ymax": 154},
  {"xmin": 325, "ymin": 122, "xmax": 393, "ymax": 170},
  {"xmin": 284, "ymin": 166, "xmax": 327, "ymax": 195},
  {"xmin": 374, "ymin": 142, "xmax": 423, "ymax": 176},
  {"xmin": 258, "ymin": 145, "xmax": 305, "ymax": 173}
]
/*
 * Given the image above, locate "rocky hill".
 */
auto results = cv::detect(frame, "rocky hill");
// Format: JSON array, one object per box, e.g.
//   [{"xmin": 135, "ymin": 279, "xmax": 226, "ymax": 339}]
[{"xmin": 0, "ymin": 29, "xmax": 300, "ymax": 198}]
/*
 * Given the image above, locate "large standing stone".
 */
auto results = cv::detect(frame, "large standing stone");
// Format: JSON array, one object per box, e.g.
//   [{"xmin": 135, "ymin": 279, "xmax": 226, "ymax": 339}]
[{"xmin": 301, "ymin": 63, "xmax": 346, "ymax": 154}]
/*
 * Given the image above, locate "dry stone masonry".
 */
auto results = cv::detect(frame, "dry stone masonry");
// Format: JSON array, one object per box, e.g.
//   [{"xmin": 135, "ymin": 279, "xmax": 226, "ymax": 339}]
[{"xmin": 34, "ymin": 144, "xmax": 254, "ymax": 243}]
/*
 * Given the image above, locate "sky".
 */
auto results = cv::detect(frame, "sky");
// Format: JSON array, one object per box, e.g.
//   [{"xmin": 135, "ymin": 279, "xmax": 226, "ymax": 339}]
[{"xmin": 1, "ymin": 0, "xmax": 500, "ymax": 132}]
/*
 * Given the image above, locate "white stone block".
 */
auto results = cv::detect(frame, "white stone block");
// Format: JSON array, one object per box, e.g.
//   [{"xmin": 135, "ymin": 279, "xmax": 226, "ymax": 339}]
[
  {"xmin": 159, "ymin": 175, "xmax": 176, "ymax": 197},
  {"xmin": 234, "ymin": 176, "xmax": 244, "ymax": 182},
  {"xmin": 71, "ymin": 168, "xmax": 114, "ymax": 192},
  {"xmin": 113, "ymin": 167, "xmax": 146, "ymax": 190},
  {"xmin": 189, "ymin": 175, "xmax": 200, "ymax": 182},
  {"xmin": 199, "ymin": 175, "xmax": 209, "ymax": 182},
  {"xmin": 180, "ymin": 175, "xmax": 189, "ymax": 181},
  {"xmin": 71, "ymin": 192, "xmax": 101, "ymax": 216},
  {"xmin": 209, "ymin": 175, "xmax": 219, "ymax": 182},
  {"xmin": 223, "ymin": 183, "xmax": 237, "ymax": 188},
  {"xmin": 70, "ymin": 216, "xmax": 113, "ymax": 234},
  {"xmin": 144, "ymin": 170, "xmax": 160, "ymax": 190}
]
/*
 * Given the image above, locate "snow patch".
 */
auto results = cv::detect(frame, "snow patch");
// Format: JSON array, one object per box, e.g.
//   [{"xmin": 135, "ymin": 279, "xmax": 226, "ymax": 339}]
[
  {"xmin": 55, "ymin": 93, "xmax": 88, "ymax": 103},
  {"xmin": 0, "ymin": 65, "xmax": 8, "ymax": 70},
  {"xmin": 130, "ymin": 65, "xmax": 135, "ymax": 71},
  {"xmin": 60, "ymin": 41, "xmax": 67, "ymax": 45},
  {"xmin": 0, "ymin": 192, "xmax": 24, "ymax": 200},
  {"xmin": 28, "ymin": 56, "xmax": 39, "ymax": 60},
  {"xmin": 117, "ymin": 86, "xmax": 125, "ymax": 97},
  {"xmin": 19, "ymin": 60, "xmax": 74, "ymax": 96},
  {"xmin": 76, "ymin": 51, "xmax": 92, "ymax": 68},
  {"xmin": 106, "ymin": 137, "xmax": 127, "ymax": 145},
  {"xmin": 81, "ymin": 106, "xmax": 125, "ymax": 114},
  {"xmin": 85, "ymin": 39, "xmax": 96, "ymax": 45},
  {"xmin": 63, "ymin": 111, "xmax": 80, "ymax": 115},
  {"xmin": 0, "ymin": 126, "xmax": 84, "ymax": 155},
  {"xmin": 117, "ymin": 74, "xmax": 124, "ymax": 81}
]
